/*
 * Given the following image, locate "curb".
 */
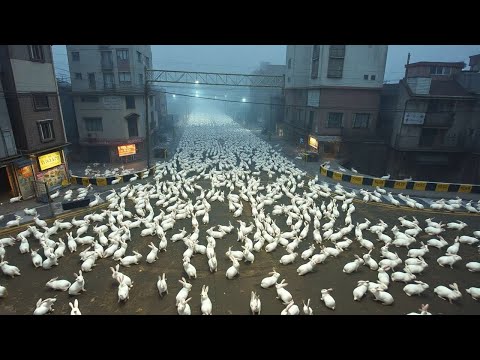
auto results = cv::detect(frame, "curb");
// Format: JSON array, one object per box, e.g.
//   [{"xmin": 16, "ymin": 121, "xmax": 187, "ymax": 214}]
[
  {"xmin": 70, "ymin": 165, "xmax": 157, "ymax": 187},
  {"xmin": 319, "ymin": 165, "xmax": 480, "ymax": 194}
]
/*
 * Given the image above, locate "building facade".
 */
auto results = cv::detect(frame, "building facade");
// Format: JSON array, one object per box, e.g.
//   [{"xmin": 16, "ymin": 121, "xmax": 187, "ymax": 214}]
[
  {"xmin": 379, "ymin": 60, "xmax": 479, "ymax": 183},
  {"xmin": 66, "ymin": 45, "xmax": 155, "ymax": 163},
  {"xmin": 283, "ymin": 45, "xmax": 388, "ymax": 166},
  {"xmin": 0, "ymin": 45, "xmax": 69, "ymax": 199}
]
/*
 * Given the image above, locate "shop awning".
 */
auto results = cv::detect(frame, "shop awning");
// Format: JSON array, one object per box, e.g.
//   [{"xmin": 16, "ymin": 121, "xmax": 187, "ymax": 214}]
[
  {"xmin": 315, "ymin": 136, "xmax": 342, "ymax": 143},
  {"xmin": 12, "ymin": 158, "xmax": 33, "ymax": 169}
]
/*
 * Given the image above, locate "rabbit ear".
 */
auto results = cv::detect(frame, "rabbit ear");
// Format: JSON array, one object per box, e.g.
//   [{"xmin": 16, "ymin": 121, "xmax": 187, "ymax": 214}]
[
  {"xmin": 69, "ymin": 302, "xmax": 74, "ymax": 309},
  {"xmin": 205, "ymin": 286, "xmax": 209, "ymax": 293},
  {"xmin": 74, "ymin": 299, "xmax": 78, "ymax": 307}
]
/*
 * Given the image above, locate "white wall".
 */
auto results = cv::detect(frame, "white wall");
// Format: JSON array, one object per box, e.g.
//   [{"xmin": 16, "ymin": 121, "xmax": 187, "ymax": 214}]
[{"xmin": 286, "ymin": 45, "xmax": 388, "ymax": 89}]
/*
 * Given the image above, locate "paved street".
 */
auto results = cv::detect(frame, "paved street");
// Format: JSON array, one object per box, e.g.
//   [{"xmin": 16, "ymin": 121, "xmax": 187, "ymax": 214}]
[{"xmin": 1, "ymin": 114, "xmax": 479, "ymax": 315}]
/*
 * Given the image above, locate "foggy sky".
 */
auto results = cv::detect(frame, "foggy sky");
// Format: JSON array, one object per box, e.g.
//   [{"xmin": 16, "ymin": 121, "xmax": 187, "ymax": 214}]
[{"xmin": 53, "ymin": 45, "xmax": 480, "ymax": 83}]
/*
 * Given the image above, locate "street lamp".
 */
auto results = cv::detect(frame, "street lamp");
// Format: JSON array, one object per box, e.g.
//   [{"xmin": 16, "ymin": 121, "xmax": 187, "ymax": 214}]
[
  {"xmin": 195, "ymin": 80, "xmax": 199, "ymax": 84},
  {"xmin": 242, "ymin": 97, "xmax": 246, "ymax": 102},
  {"xmin": 173, "ymin": 94, "xmax": 176, "ymax": 98}
]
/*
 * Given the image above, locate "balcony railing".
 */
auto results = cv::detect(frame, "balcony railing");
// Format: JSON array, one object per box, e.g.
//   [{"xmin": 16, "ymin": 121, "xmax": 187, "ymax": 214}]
[
  {"xmin": 101, "ymin": 60, "xmax": 114, "ymax": 70},
  {"xmin": 394, "ymin": 133, "xmax": 464, "ymax": 152},
  {"xmin": 423, "ymin": 113, "xmax": 455, "ymax": 128}
]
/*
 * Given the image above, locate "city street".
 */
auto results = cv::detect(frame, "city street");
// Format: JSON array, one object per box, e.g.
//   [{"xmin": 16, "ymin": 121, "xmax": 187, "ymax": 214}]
[{"xmin": 1, "ymin": 114, "xmax": 479, "ymax": 315}]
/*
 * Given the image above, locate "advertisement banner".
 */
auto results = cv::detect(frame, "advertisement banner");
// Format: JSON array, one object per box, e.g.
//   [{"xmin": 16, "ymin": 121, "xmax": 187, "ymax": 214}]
[
  {"xmin": 308, "ymin": 136, "xmax": 318, "ymax": 150},
  {"xmin": 38, "ymin": 151, "xmax": 62, "ymax": 171},
  {"xmin": 118, "ymin": 144, "xmax": 136, "ymax": 157},
  {"xmin": 16, "ymin": 165, "xmax": 35, "ymax": 199},
  {"xmin": 36, "ymin": 164, "xmax": 67, "ymax": 190}
]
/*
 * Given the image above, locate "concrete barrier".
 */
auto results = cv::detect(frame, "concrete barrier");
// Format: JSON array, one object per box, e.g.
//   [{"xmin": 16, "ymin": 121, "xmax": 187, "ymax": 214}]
[
  {"xmin": 319, "ymin": 165, "xmax": 480, "ymax": 194},
  {"xmin": 70, "ymin": 167, "xmax": 155, "ymax": 187}
]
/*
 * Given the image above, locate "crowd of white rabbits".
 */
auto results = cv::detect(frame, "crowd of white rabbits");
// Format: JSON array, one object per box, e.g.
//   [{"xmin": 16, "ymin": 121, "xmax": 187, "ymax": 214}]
[{"xmin": 1, "ymin": 113, "xmax": 480, "ymax": 315}]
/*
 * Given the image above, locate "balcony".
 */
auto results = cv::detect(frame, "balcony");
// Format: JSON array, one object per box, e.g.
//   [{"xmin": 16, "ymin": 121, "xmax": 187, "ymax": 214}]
[
  {"xmin": 423, "ymin": 113, "xmax": 455, "ymax": 128},
  {"xmin": 394, "ymin": 133, "xmax": 464, "ymax": 152}
]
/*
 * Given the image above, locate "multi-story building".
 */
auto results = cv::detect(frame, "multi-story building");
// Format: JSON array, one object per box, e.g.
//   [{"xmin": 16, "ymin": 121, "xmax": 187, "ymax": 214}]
[
  {"xmin": 248, "ymin": 62, "xmax": 285, "ymax": 132},
  {"xmin": 380, "ymin": 60, "xmax": 478, "ymax": 182},
  {"xmin": 283, "ymin": 45, "xmax": 388, "ymax": 168},
  {"xmin": 57, "ymin": 77, "xmax": 80, "ymax": 161},
  {"xmin": 0, "ymin": 45, "xmax": 69, "ymax": 199},
  {"xmin": 66, "ymin": 45, "xmax": 155, "ymax": 163}
]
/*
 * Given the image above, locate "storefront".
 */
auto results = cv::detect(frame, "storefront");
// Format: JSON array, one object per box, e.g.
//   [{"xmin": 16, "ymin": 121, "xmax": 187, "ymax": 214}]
[
  {"xmin": 12, "ymin": 158, "xmax": 35, "ymax": 199},
  {"xmin": 31, "ymin": 149, "xmax": 69, "ymax": 191},
  {"xmin": 308, "ymin": 135, "xmax": 319, "ymax": 153},
  {"xmin": 0, "ymin": 163, "xmax": 16, "ymax": 201}
]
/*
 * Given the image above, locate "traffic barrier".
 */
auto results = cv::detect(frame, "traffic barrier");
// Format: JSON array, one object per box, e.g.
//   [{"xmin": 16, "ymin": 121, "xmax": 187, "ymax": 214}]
[
  {"xmin": 70, "ymin": 167, "xmax": 155, "ymax": 187},
  {"xmin": 319, "ymin": 165, "xmax": 480, "ymax": 194}
]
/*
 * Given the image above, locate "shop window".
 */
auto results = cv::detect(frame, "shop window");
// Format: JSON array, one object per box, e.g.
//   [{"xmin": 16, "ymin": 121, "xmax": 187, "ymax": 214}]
[{"xmin": 327, "ymin": 112, "xmax": 343, "ymax": 128}]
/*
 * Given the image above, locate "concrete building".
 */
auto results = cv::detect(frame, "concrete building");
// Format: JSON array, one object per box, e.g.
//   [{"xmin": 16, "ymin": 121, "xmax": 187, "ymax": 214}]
[
  {"xmin": 66, "ymin": 45, "xmax": 156, "ymax": 163},
  {"xmin": 283, "ymin": 45, "xmax": 388, "ymax": 168},
  {"xmin": 379, "ymin": 60, "xmax": 479, "ymax": 183},
  {"xmin": 57, "ymin": 77, "xmax": 80, "ymax": 162},
  {"xmin": 0, "ymin": 45, "xmax": 69, "ymax": 200},
  {"xmin": 248, "ymin": 62, "xmax": 285, "ymax": 132}
]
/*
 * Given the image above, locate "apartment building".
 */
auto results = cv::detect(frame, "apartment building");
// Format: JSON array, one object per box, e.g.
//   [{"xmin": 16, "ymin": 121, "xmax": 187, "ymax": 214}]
[
  {"xmin": 380, "ymin": 60, "xmax": 478, "ymax": 182},
  {"xmin": 0, "ymin": 45, "xmax": 69, "ymax": 199},
  {"xmin": 283, "ymin": 45, "xmax": 388, "ymax": 168},
  {"xmin": 66, "ymin": 45, "xmax": 156, "ymax": 163}
]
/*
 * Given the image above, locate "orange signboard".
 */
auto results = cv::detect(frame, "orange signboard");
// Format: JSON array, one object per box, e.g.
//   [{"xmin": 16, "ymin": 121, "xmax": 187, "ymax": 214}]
[
  {"xmin": 308, "ymin": 136, "xmax": 318, "ymax": 150},
  {"xmin": 118, "ymin": 144, "xmax": 136, "ymax": 157}
]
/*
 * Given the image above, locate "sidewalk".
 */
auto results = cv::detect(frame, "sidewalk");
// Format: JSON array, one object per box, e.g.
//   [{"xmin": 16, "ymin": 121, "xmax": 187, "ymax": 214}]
[{"xmin": 254, "ymin": 129, "xmax": 480, "ymax": 202}]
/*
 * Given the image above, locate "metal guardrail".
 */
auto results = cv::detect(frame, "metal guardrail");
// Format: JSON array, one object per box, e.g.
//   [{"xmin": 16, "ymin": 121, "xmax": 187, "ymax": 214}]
[{"xmin": 319, "ymin": 165, "xmax": 480, "ymax": 194}]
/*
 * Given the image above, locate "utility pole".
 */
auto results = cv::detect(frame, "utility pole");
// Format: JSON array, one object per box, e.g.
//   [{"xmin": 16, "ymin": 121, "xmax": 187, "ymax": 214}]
[
  {"xmin": 144, "ymin": 66, "xmax": 150, "ymax": 168},
  {"xmin": 405, "ymin": 52, "xmax": 411, "ymax": 79}
]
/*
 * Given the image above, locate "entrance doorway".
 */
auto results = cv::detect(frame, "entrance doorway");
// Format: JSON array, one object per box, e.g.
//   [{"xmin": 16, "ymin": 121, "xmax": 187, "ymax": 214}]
[{"xmin": 0, "ymin": 166, "xmax": 13, "ymax": 202}]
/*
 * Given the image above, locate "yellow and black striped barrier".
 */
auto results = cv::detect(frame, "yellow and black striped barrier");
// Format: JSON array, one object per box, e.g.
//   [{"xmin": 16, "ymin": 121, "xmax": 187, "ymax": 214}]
[
  {"xmin": 70, "ymin": 166, "xmax": 156, "ymax": 187},
  {"xmin": 319, "ymin": 165, "xmax": 480, "ymax": 194}
]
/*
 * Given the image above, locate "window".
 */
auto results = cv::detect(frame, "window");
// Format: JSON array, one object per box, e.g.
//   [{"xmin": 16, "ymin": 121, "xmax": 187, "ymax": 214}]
[
  {"xmin": 137, "ymin": 51, "xmax": 142, "ymax": 63},
  {"xmin": 118, "ymin": 72, "xmax": 131, "ymax": 86},
  {"xmin": 427, "ymin": 100, "xmax": 454, "ymax": 113},
  {"xmin": 103, "ymin": 72, "xmax": 115, "ymax": 89},
  {"xmin": 29, "ymin": 45, "xmax": 44, "ymax": 61},
  {"xmin": 72, "ymin": 51, "xmax": 80, "ymax": 61},
  {"xmin": 37, "ymin": 120, "xmax": 54, "ymax": 141},
  {"xmin": 364, "ymin": 74, "xmax": 369, "ymax": 80},
  {"xmin": 327, "ymin": 45, "xmax": 345, "ymax": 78},
  {"xmin": 430, "ymin": 66, "xmax": 451, "ymax": 75},
  {"xmin": 33, "ymin": 94, "xmax": 49, "ymax": 110},
  {"xmin": 127, "ymin": 117, "xmax": 138, "ymax": 137},
  {"xmin": 125, "ymin": 96, "xmax": 135, "ymax": 109},
  {"xmin": 370, "ymin": 75, "xmax": 376, "ymax": 80},
  {"xmin": 311, "ymin": 45, "xmax": 320, "ymax": 79},
  {"xmin": 138, "ymin": 73, "xmax": 144, "ymax": 85},
  {"xmin": 288, "ymin": 58, "xmax": 292, "ymax": 69},
  {"xmin": 88, "ymin": 73, "xmax": 96, "ymax": 89},
  {"xmin": 80, "ymin": 96, "xmax": 99, "ymax": 103},
  {"xmin": 116, "ymin": 49, "xmax": 129, "ymax": 61},
  {"xmin": 353, "ymin": 113, "xmax": 370, "ymax": 128},
  {"xmin": 101, "ymin": 51, "xmax": 113, "ymax": 69},
  {"xmin": 74, "ymin": 73, "xmax": 82, "ymax": 80},
  {"xmin": 84, "ymin": 117, "xmax": 103, "ymax": 132},
  {"xmin": 145, "ymin": 56, "xmax": 150, "ymax": 67},
  {"xmin": 327, "ymin": 112, "xmax": 343, "ymax": 128}
]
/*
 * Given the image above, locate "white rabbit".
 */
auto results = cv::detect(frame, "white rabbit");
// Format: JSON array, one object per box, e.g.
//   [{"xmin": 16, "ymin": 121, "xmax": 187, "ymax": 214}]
[
  {"xmin": 177, "ymin": 297, "xmax": 192, "ymax": 315},
  {"xmin": 0, "ymin": 260, "xmax": 21, "ymax": 278},
  {"xmin": 67, "ymin": 232, "xmax": 77, "ymax": 253},
  {"xmin": 208, "ymin": 254, "xmax": 218, "ymax": 273},
  {"xmin": 391, "ymin": 269, "xmax": 416, "ymax": 283},
  {"xmin": 226, "ymin": 255, "xmax": 240, "ymax": 279},
  {"xmin": 297, "ymin": 258, "xmax": 317, "ymax": 276},
  {"xmin": 343, "ymin": 255, "xmax": 364, "ymax": 274},
  {"xmin": 321, "ymin": 288, "xmax": 335, "ymax": 310},
  {"xmin": 242, "ymin": 246, "xmax": 255, "ymax": 263},
  {"xmin": 466, "ymin": 262, "xmax": 480, "ymax": 272},
  {"xmin": 433, "ymin": 283, "xmax": 462, "ymax": 304},
  {"xmin": 117, "ymin": 274, "xmax": 130, "ymax": 303},
  {"xmin": 407, "ymin": 242, "xmax": 429, "ymax": 258},
  {"xmin": 437, "ymin": 254, "xmax": 462, "ymax": 269},
  {"xmin": 68, "ymin": 271, "xmax": 86, "ymax": 296},
  {"xmin": 46, "ymin": 277, "xmax": 71, "ymax": 291},
  {"xmin": 33, "ymin": 298, "xmax": 56, "ymax": 315},
  {"xmin": 403, "ymin": 281, "xmax": 429, "ymax": 296},
  {"xmin": 465, "ymin": 287, "xmax": 480, "ymax": 300},
  {"xmin": 303, "ymin": 299, "xmax": 313, "ymax": 315},
  {"xmin": 353, "ymin": 280, "xmax": 369, "ymax": 301},
  {"xmin": 146, "ymin": 242, "xmax": 159, "ymax": 263},
  {"xmin": 280, "ymin": 251, "xmax": 298, "ymax": 265},
  {"xmin": 377, "ymin": 266, "xmax": 390, "ymax": 288},
  {"xmin": 81, "ymin": 253, "xmax": 97, "ymax": 272},
  {"xmin": 301, "ymin": 244, "xmax": 316, "ymax": 260},
  {"xmin": 445, "ymin": 237, "xmax": 460, "ymax": 255},
  {"xmin": 407, "ymin": 304, "xmax": 431, "ymax": 315},
  {"xmin": 281, "ymin": 300, "xmax": 300, "ymax": 315},
  {"xmin": 250, "ymin": 291, "xmax": 261, "ymax": 315},
  {"xmin": 54, "ymin": 239, "xmax": 66, "ymax": 258},
  {"xmin": 19, "ymin": 237, "xmax": 30, "ymax": 254},
  {"xmin": 371, "ymin": 287, "xmax": 394, "ymax": 305},
  {"xmin": 458, "ymin": 235, "xmax": 478, "ymax": 245},
  {"xmin": 261, "ymin": 268, "xmax": 280, "ymax": 288},
  {"xmin": 183, "ymin": 257, "xmax": 197, "ymax": 279},
  {"xmin": 30, "ymin": 249, "xmax": 43, "ymax": 268},
  {"xmin": 69, "ymin": 299, "xmax": 81, "ymax": 315},
  {"xmin": 176, "ymin": 277, "xmax": 192, "ymax": 306},
  {"xmin": 0, "ymin": 284, "xmax": 7, "ymax": 298},
  {"xmin": 157, "ymin": 273, "xmax": 168, "ymax": 297},
  {"xmin": 120, "ymin": 251, "xmax": 142, "ymax": 267},
  {"xmin": 275, "ymin": 279, "xmax": 293, "ymax": 304},
  {"xmin": 200, "ymin": 285, "xmax": 213, "ymax": 315}
]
